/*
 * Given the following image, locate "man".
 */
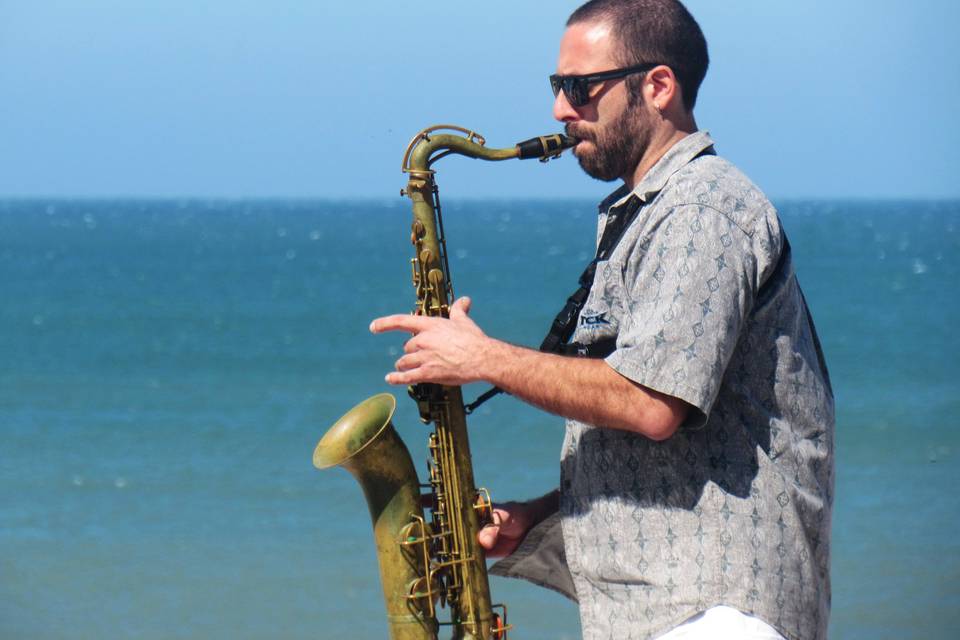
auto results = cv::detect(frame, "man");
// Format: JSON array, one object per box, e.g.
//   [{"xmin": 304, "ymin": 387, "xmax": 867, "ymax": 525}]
[{"xmin": 370, "ymin": 1, "xmax": 834, "ymax": 638}]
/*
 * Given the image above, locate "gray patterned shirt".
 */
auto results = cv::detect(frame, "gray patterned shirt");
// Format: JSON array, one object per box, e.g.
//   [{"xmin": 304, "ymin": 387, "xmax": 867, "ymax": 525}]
[{"xmin": 559, "ymin": 131, "xmax": 834, "ymax": 640}]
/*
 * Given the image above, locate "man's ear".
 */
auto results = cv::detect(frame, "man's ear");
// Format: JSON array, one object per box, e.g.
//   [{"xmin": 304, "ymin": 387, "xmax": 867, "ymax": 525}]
[{"xmin": 645, "ymin": 65, "xmax": 680, "ymax": 113}]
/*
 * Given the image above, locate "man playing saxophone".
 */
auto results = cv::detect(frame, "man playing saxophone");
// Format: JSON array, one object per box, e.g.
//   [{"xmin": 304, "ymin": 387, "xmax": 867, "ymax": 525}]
[{"xmin": 371, "ymin": 1, "xmax": 834, "ymax": 638}]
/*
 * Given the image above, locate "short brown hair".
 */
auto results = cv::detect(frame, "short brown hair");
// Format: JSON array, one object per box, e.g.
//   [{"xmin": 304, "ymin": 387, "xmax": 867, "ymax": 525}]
[{"xmin": 568, "ymin": 0, "xmax": 709, "ymax": 110}]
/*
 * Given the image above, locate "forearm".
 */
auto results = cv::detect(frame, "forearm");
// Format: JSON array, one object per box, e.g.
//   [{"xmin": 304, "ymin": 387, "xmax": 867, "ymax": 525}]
[
  {"xmin": 371, "ymin": 298, "xmax": 687, "ymax": 439},
  {"xmin": 480, "ymin": 338, "xmax": 686, "ymax": 440}
]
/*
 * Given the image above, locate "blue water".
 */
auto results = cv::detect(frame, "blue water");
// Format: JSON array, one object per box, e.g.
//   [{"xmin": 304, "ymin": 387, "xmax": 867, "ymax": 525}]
[{"xmin": 1, "ymin": 198, "xmax": 958, "ymax": 639}]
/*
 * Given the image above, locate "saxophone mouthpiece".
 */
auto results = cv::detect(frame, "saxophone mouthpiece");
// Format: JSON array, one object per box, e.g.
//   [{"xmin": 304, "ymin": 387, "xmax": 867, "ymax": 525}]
[{"xmin": 516, "ymin": 133, "xmax": 578, "ymax": 161}]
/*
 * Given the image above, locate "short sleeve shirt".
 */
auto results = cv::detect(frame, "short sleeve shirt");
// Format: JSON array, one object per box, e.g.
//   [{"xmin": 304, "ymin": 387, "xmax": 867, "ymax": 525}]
[{"xmin": 559, "ymin": 132, "xmax": 834, "ymax": 640}]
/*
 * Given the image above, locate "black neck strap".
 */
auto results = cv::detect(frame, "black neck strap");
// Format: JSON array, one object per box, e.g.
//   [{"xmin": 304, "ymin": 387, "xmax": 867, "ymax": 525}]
[
  {"xmin": 465, "ymin": 195, "xmax": 643, "ymax": 414},
  {"xmin": 538, "ymin": 194, "xmax": 642, "ymax": 352}
]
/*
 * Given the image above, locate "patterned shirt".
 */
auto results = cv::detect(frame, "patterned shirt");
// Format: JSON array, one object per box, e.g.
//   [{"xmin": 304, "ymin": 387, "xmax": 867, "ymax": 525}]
[{"xmin": 558, "ymin": 131, "xmax": 834, "ymax": 640}]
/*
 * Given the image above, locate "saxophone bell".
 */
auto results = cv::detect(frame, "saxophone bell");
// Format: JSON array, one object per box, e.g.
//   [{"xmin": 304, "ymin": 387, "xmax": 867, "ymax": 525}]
[{"xmin": 314, "ymin": 394, "xmax": 438, "ymax": 640}]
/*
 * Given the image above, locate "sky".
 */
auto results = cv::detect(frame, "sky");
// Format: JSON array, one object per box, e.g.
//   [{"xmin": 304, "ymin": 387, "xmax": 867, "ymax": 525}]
[{"xmin": 1, "ymin": 0, "xmax": 958, "ymax": 200}]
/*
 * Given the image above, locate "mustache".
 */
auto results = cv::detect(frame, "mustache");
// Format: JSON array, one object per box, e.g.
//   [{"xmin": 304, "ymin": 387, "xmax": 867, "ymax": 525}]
[{"xmin": 565, "ymin": 123, "xmax": 593, "ymax": 142}]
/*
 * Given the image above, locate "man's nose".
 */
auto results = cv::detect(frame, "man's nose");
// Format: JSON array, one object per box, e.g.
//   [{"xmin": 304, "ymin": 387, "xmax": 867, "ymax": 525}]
[{"xmin": 553, "ymin": 89, "xmax": 579, "ymax": 122}]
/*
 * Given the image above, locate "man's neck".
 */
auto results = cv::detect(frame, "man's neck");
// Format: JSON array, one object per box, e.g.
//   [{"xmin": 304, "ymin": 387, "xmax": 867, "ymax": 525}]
[{"xmin": 623, "ymin": 117, "xmax": 698, "ymax": 192}]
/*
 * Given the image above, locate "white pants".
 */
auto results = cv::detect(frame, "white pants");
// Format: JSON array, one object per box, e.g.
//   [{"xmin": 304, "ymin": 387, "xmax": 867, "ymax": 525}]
[{"xmin": 655, "ymin": 606, "xmax": 786, "ymax": 640}]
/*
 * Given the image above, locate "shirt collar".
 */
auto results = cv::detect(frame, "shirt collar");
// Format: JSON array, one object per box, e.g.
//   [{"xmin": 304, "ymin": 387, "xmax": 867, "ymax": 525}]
[{"xmin": 598, "ymin": 130, "xmax": 716, "ymax": 212}]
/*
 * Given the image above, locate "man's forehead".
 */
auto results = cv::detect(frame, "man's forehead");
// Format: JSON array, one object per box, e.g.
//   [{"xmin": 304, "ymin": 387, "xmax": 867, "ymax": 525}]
[
  {"xmin": 557, "ymin": 20, "xmax": 618, "ymax": 74},
  {"xmin": 578, "ymin": 21, "xmax": 613, "ymax": 47}
]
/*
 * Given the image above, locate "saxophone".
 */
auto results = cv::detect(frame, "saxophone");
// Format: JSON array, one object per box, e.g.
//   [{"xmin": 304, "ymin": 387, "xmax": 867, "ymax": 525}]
[{"xmin": 313, "ymin": 125, "xmax": 575, "ymax": 640}]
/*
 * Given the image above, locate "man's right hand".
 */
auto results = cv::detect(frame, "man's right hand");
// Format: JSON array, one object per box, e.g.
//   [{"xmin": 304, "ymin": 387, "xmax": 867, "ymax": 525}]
[
  {"xmin": 478, "ymin": 502, "xmax": 535, "ymax": 558},
  {"xmin": 477, "ymin": 490, "xmax": 560, "ymax": 558}
]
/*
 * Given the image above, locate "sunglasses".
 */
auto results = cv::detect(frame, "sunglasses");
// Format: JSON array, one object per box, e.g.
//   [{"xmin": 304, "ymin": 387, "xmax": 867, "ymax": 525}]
[{"xmin": 549, "ymin": 62, "xmax": 661, "ymax": 107}]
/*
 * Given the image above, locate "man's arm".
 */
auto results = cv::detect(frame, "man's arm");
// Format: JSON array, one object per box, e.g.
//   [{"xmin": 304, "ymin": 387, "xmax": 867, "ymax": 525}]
[{"xmin": 370, "ymin": 296, "xmax": 689, "ymax": 441}]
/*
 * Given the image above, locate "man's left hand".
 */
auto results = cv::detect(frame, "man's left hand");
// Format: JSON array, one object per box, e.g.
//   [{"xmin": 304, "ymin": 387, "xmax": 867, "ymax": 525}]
[{"xmin": 370, "ymin": 296, "xmax": 495, "ymax": 386}]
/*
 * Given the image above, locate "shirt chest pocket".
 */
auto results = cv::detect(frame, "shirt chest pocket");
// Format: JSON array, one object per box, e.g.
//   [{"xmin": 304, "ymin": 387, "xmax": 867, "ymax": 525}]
[{"xmin": 572, "ymin": 259, "xmax": 625, "ymax": 347}]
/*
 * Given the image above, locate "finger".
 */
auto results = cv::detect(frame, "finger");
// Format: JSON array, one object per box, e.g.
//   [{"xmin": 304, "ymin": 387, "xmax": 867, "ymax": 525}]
[
  {"xmin": 491, "ymin": 507, "xmax": 523, "ymax": 536},
  {"xmin": 370, "ymin": 314, "xmax": 432, "ymax": 335},
  {"xmin": 403, "ymin": 336, "xmax": 421, "ymax": 354},
  {"xmin": 385, "ymin": 369, "xmax": 427, "ymax": 386},
  {"xmin": 387, "ymin": 366, "xmax": 460, "ymax": 387},
  {"xmin": 477, "ymin": 523, "xmax": 499, "ymax": 550},
  {"xmin": 491, "ymin": 507, "xmax": 510, "ymax": 527},
  {"xmin": 449, "ymin": 296, "xmax": 472, "ymax": 319},
  {"xmin": 395, "ymin": 352, "xmax": 425, "ymax": 372}
]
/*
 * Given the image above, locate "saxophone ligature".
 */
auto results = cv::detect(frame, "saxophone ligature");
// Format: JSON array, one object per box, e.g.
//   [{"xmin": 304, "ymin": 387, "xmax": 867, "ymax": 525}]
[{"xmin": 313, "ymin": 125, "xmax": 576, "ymax": 640}]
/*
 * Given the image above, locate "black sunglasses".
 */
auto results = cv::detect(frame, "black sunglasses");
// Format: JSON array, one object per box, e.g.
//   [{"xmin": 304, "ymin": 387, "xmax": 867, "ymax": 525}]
[{"xmin": 549, "ymin": 62, "xmax": 662, "ymax": 107}]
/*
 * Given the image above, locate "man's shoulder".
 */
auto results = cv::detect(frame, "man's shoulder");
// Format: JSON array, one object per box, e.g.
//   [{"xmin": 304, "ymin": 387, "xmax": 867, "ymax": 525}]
[{"xmin": 662, "ymin": 154, "xmax": 777, "ymax": 238}]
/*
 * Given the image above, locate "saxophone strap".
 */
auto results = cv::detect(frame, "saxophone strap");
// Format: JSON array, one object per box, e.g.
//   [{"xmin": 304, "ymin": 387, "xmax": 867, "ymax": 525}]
[{"xmin": 465, "ymin": 195, "xmax": 644, "ymax": 414}]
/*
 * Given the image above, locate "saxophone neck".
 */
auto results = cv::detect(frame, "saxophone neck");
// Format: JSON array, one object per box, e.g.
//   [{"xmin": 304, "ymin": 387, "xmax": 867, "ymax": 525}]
[{"xmin": 402, "ymin": 124, "xmax": 576, "ymax": 174}]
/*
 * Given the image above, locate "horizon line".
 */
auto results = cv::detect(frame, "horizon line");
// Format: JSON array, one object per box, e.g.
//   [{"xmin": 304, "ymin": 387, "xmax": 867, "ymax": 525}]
[{"xmin": 2, "ymin": 194, "xmax": 959, "ymax": 203}]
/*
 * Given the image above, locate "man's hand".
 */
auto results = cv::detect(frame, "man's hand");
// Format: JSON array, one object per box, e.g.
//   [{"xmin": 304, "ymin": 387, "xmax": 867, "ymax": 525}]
[
  {"xmin": 370, "ymin": 297, "xmax": 498, "ymax": 386},
  {"xmin": 477, "ymin": 501, "xmax": 537, "ymax": 558},
  {"xmin": 477, "ymin": 491, "xmax": 559, "ymax": 558}
]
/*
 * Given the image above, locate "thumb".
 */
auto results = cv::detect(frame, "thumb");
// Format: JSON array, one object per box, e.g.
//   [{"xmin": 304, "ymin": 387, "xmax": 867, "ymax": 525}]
[
  {"xmin": 449, "ymin": 296, "xmax": 472, "ymax": 319},
  {"xmin": 477, "ymin": 521, "xmax": 499, "ymax": 550}
]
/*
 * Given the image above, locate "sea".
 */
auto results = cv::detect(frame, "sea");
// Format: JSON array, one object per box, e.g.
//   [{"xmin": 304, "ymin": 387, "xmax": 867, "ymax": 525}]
[{"xmin": 1, "ymin": 198, "xmax": 957, "ymax": 639}]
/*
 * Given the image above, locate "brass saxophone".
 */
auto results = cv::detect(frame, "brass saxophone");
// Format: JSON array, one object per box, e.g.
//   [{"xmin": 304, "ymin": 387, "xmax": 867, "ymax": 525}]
[{"xmin": 313, "ymin": 125, "xmax": 575, "ymax": 640}]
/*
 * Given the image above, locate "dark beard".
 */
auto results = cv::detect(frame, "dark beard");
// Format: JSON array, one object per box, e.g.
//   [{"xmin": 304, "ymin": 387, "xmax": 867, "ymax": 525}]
[{"xmin": 566, "ymin": 102, "xmax": 650, "ymax": 182}]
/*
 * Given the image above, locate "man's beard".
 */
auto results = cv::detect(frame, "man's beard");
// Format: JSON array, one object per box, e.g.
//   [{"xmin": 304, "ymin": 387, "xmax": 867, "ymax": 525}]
[{"xmin": 566, "ymin": 101, "xmax": 651, "ymax": 183}]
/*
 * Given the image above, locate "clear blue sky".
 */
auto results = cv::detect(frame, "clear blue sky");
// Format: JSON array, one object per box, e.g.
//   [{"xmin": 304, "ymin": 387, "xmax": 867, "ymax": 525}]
[{"xmin": 1, "ymin": 1, "xmax": 958, "ymax": 200}]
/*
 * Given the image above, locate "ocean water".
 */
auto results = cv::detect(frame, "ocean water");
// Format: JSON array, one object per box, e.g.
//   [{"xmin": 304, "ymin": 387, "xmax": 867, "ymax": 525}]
[{"xmin": 1, "ymin": 198, "xmax": 957, "ymax": 639}]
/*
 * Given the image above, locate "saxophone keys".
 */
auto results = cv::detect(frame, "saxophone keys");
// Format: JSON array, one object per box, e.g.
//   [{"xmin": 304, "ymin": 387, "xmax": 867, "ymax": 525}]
[
  {"xmin": 473, "ymin": 488, "xmax": 494, "ymax": 526},
  {"xmin": 492, "ymin": 605, "xmax": 512, "ymax": 639},
  {"xmin": 426, "ymin": 269, "xmax": 446, "ymax": 305},
  {"xmin": 405, "ymin": 576, "xmax": 441, "ymax": 617},
  {"xmin": 410, "ymin": 258, "xmax": 420, "ymax": 286},
  {"xmin": 399, "ymin": 519, "xmax": 432, "ymax": 549},
  {"xmin": 411, "ymin": 220, "xmax": 426, "ymax": 245}
]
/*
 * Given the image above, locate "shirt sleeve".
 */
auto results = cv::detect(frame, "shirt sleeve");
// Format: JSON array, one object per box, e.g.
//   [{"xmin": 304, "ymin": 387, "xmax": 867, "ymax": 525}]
[{"xmin": 605, "ymin": 204, "xmax": 760, "ymax": 428}]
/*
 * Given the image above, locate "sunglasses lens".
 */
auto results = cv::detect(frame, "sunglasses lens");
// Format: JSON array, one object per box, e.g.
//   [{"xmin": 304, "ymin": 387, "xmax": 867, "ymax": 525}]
[
  {"xmin": 561, "ymin": 79, "xmax": 587, "ymax": 106},
  {"xmin": 550, "ymin": 76, "xmax": 562, "ymax": 97},
  {"xmin": 549, "ymin": 75, "xmax": 590, "ymax": 106},
  {"xmin": 570, "ymin": 79, "xmax": 589, "ymax": 106}
]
